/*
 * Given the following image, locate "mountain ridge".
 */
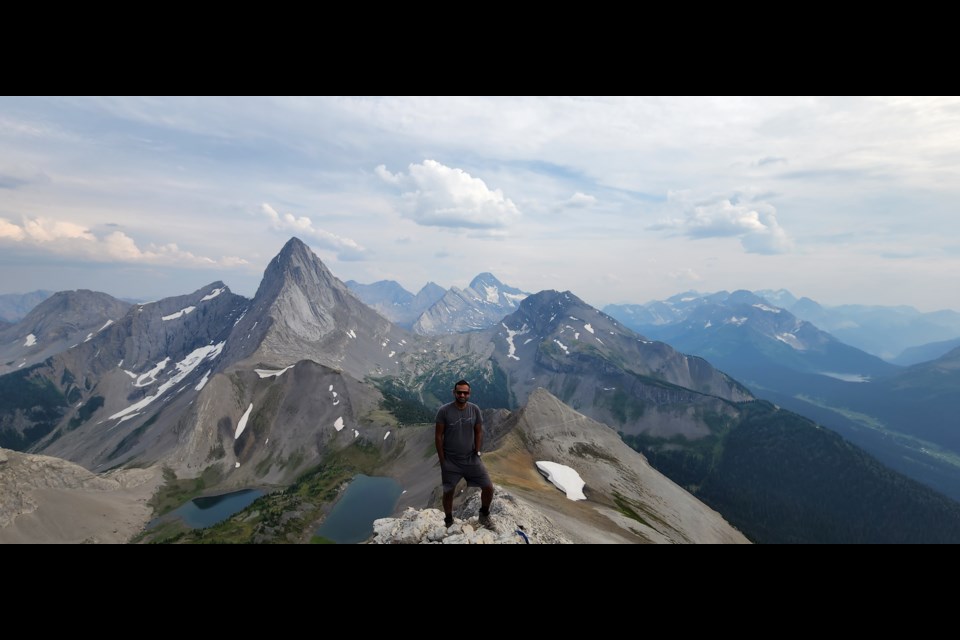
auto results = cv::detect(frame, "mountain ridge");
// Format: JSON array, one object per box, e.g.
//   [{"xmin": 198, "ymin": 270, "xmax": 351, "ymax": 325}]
[{"xmin": 5, "ymin": 238, "xmax": 960, "ymax": 543}]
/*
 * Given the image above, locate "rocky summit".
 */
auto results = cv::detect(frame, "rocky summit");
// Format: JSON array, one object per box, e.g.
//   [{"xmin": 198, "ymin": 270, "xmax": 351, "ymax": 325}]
[{"xmin": 370, "ymin": 487, "xmax": 572, "ymax": 544}]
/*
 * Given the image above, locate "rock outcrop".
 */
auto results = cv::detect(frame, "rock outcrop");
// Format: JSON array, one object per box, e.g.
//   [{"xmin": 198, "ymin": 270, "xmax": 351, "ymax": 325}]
[
  {"xmin": 370, "ymin": 487, "xmax": 571, "ymax": 544},
  {"xmin": 0, "ymin": 448, "xmax": 160, "ymax": 543}
]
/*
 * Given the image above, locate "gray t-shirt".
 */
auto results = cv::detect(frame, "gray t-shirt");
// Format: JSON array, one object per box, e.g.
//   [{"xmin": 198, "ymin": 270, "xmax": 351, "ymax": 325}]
[{"xmin": 436, "ymin": 401, "xmax": 482, "ymax": 460}]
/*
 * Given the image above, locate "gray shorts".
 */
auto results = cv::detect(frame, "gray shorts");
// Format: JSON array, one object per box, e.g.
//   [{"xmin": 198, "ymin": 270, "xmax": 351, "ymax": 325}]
[{"xmin": 441, "ymin": 455, "xmax": 492, "ymax": 493}]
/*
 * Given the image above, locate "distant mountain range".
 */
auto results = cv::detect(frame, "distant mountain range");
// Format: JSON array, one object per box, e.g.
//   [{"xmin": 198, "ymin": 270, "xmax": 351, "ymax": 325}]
[
  {"xmin": 344, "ymin": 279, "xmax": 446, "ymax": 328},
  {"xmin": 348, "ymin": 272, "xmax": 529, "ymax": 335},
  {"xmin": 0, "ymin": 290, "xmax": 54, "ymax": 323},
  {"xmin": 607, "ymin": 288, "xmax": 960, "ymax": 362},
  {"xmin": 5, "ymin": 239, "xmax": 960, "ymax": 543},
  {"xmin": 604, "ymin": 290, "xmax": 960, "ymax": 502}
]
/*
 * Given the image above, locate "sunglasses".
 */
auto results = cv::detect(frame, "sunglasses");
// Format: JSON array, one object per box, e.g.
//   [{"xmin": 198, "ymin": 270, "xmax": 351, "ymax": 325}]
[{"xmin": 455, "ymin": 391, "xmax": 470, "ymax": 396}]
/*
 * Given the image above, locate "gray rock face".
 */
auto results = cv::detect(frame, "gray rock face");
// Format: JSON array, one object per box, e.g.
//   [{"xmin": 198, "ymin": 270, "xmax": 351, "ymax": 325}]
[
  {"xmin": 480, "ymin": 290, "xmax": 752, "ymax": 438},
  {"xmin": 1, "ymin": 282, "xmax": 248, "ymax": 463},
  {"xmin": 498, "ymin": 388, "xmax": 749, "ymax": 543},
  {"xmin": 0, "ymin": 447, "xmax": 159, "ymax": 543},
  {"xmin": 0, "ymin": 290, "xmax": 131, "ymax": 375},
  {"xmin": 223, "ymin": 238, "xmax": 413, "ymax": 381},
  {"xmin": 413, "ymin": 273, "xmax": 528, "ymax": 335}
]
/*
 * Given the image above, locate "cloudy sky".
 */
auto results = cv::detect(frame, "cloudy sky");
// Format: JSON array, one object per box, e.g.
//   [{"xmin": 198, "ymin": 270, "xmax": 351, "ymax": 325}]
[{"xmin": 2, "ymin": 96, "xmax": 958, "ymax": 311}]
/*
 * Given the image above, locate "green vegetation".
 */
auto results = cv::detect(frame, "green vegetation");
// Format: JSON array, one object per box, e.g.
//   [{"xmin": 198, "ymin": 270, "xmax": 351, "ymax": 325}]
[
  {"xmin": 68, "ymin": 396, "xmax": 105, "ymax": 430},
  {"xmin": 594, "ymin": 388, "xmax": 647, "ymax": 424},
  {"xmin": 0, "ymin": 368, "xmax": 69, "ymax": 450},
  {"xmin": 370, "ymin": 377, "xmax": 434, "ymax": 424},
  {"xmin": 624, "ymin": 400, "xmax": 960, "ymax": 543},
  {"xmin": 569, "ymin": 441, "xmax": 618, "ymax": 464},
  {"xmin": 373, "ymin": 358, "xmax": 514, "ymax": 426},
  {"xmin": 416, "ymin": 358, "xmax": 513, "ymax": 410},
  {"xmin": 139, "ymin": 440, "xmax": 384, "ymax": 544},
  {"xmin": 148, "ymin": 465, "xmax": 227, "ymax": 518},
  {"xmin": 612, "ymin": 491, "xmax": 673, "ymax": 538}
]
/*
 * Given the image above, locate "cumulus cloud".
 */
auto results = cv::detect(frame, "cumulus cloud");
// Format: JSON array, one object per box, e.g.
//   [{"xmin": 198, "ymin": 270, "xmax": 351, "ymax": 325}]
[
  {"xmin": 653, "ymin": 192, "xmax": 793, "ymax": 255},
  {"xmin": 261, "ymin": 203, "xmax": 366, "ymax": 260},
  {"xmin": 376, "ymin": 159, "xmax": 520, "ymax": 229},
  {"xmin": 0, "ymin": 215, "xmax": 247, "ymax": 267},
  {"xmin": 560, "ymin": 192, "xmax": 597, "ymax": 209}
]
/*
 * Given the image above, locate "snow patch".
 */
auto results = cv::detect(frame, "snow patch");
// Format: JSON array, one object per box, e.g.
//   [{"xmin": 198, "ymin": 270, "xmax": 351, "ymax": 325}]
[
  {"xmin": 553, "ymin": 339, "xmax": 569, "ymax": 355},
  {"xmin": 725, "ymin": 316, "xmax": 748, "ymax": 326},
  {"xmin": 347, "ymin": 329, "xmax": 357, "ymax": 339},
  {"xmin": 200, "ymin": 287, "xmax": 225, "ymax": 302},
  {"xmin": 775, "ymin": 333, "xmax": 806, "ymax": 350},
  {"xmin": 195, "ymin": 370, "xmax": 211, "ymax": 391},
  {"xmin": 353, "ymin": 429, "xmax": 359, "ymax": 438},
  {"xmin": 482, "ymin": 284, "xmax": 499, "ymax": 303},
  {"xmin": 98, "ymin": 320, "xmax": 114, "ymax": 332},
  {"xmin": 384, "ymin": 431, "xmax": 391, "ymax": 440},
  {"xmin": 83, "ymin": 333, "xmax": 94, "ymax": 342},
  {"xmin": 256, "ymin": 365, "xmax": 294, "ymax": 378},
  {"xmin": 819, "ymin": 372, "xmax": 871, "ymax": 383},
  {"xmin": 502, "ymin": 323, "xmax": 529, "ymax": 361},
  {"xmin": 109, "ymin": 342, "xmax": 225, "ymax": 421},
  {"xmin": 753, "ymin": 303, "xmax": 781, "ymax": 313},
  {"xmin": 135, "ymin": 358, "xmax": 170, "ymax": 387},
  {"xmin": 334, "ymin": 417, "xmax": 345, "ymax": 432},
  {"xmin": 235, "ymin": 403, "xmax": 254, "ymax": 439},
  {"xmin": 536, "ymin": 461, "xmax": 586, "ymax": 501},
  {"xmin": 23, "ymin": 334, "xmax": 37, "ymax": 347},
  {"xmin": 584, "ymin": 323, "xmax": 595, "ymax": 334},
  {"xmin": 162, "ymin": 306, "xmax": 196, "ymax": 321}
]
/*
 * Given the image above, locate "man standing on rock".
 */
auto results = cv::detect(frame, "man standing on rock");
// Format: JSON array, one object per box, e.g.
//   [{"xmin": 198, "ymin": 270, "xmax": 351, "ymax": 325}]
[{"xmin": 435, "ymin": 379, "xmax": 494, "ymax": 528}]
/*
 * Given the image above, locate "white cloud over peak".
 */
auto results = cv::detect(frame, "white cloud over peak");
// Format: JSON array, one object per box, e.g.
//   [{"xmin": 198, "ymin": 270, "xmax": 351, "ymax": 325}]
[
  {"xmin": 261, "ymin": 203, "xmax": 366, "ymax": 260},
  {"xmin": 4, "ymin": 96, "xmax": 960, "ymax": 310},
  {"xmin": 376, "ymin": 159, "xmax": 521, "ymax": 230},
  {"xmin": 653, "ymin": 192, "xmax": 793, "ymax": 255}
]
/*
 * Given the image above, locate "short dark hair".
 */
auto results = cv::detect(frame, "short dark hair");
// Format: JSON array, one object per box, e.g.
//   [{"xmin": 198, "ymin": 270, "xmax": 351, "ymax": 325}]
[{"xmin": 454, "ymin": 379, "xmax": 470, "ymax": 390}]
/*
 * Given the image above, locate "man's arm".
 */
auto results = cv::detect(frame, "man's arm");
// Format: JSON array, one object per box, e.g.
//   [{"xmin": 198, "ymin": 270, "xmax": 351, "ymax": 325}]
[
  {"xmin": 474, "ymin": 418, "xmax": 483, "ymax": 456},
  {"xmin": 435, "ymin": 421, "xmax": 445, "ymax": 465}
]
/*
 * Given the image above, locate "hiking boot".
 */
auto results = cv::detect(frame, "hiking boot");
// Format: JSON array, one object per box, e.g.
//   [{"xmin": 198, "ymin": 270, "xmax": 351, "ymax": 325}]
[
  {"xmin": 444, "ymin": 514, "xmax": 454, "ymax": 528},
  {"xmin": 477, "ymin": 508, "xmax": 492, "ymax": 528}
]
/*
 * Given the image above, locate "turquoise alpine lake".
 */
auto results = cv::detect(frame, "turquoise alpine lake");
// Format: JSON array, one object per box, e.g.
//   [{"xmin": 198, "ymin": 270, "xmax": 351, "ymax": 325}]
[
  {"xmin": 314, "ymin": 474, "xmax": 403, "ymax": 543},
  {"xmin": 150, "ymin": 488, "xmax": 265, "ymax": 529}
]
